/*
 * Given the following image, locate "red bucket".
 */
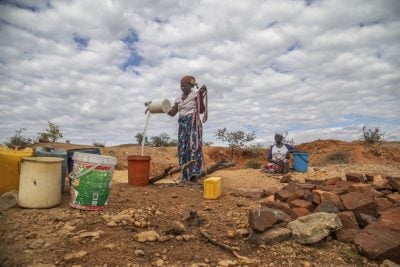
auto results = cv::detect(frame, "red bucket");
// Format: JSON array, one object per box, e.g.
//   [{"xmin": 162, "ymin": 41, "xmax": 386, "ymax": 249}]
[{"xmin": 127, "ymin": 155, "xmax": 151, "ymax": 186}]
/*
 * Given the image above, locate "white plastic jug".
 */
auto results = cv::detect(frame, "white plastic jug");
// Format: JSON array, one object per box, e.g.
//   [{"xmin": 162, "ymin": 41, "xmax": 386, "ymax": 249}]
[{"xmin": 147, "ymin": 99, "xmax": 171, "ymax": 113}]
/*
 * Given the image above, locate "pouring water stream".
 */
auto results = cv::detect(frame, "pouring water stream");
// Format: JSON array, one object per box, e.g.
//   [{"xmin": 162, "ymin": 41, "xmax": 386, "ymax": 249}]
[{"xmin": 141, "ymin": 112, "xmax": 151, "ymax": 156}]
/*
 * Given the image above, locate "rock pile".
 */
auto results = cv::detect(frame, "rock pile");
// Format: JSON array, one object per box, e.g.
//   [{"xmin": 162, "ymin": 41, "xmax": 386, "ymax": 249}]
[{"xmin": 244, "ymin": 172, "xmax": 400, "ymax": 264}]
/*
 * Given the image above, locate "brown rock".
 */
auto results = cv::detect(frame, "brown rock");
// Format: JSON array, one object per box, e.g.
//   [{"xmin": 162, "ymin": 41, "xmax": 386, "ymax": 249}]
[
  {"xmin": 248, "ymin": 227, "xmax": 292, "ymax": 244},
  {"xmin": 372, "ymin": 179, "xmax": 392, "ymax": 190},
  {"xmin": 354, "ymin": 221, "xmax": 400, "ymax": 263},
  {"xmin": 387, "ymin": 176, "xmax": 400, "ymax": 192},
  {"xmin": 323, "ymin": 177, "xmax": 342, "ymax": 186},
  {"xmin": 387, "ymin": 193, "xmax": 400, "ymax": 203},
  {"xmin": 345, "ymin": 172, "xmax": 365, "ymax": 183},
  {"xmin": 365, "ymin": 173, "xmax": 382, "ymax": 182},
  {"xmin": 304, "ymin": 179, "xmax": 323, "ymax": 185},
  {"xmin": 232, "ymin": 188, "xmax": 266, "ymax": 199},
  {"xmin": 297, "ymin": 183, "xmax": 316, "ymax": 191},
  {"xmin": 304, "ymin": 191, "xmax": 320, "ymax": 205},
  {"xmin": 335, "ymin": 228, "xmax": 362, "ymax": 243},
  {"xmin": 248, "ymin": 207, "xmax": 278, "ymax": 232},
  {"xmin": 374, "ymin": 198, "xmax": 393, "ymax": 211},
  {"xmin": 313, "ymin": 190, "xmax": 343, "ymax": 209},
  {"xmin": 289, "ymin": 199, "xmax": 314, "ymax": 211},
  {"xmin": 341, "ymin": 191, "xmax": 377, "ymax": 217},
  {"xmin": 365, "ymin": 188, "xmax": 384, "ymax": 198},
  {"xmin": 282, "ymin": 183, "xmax": 307, "ymax": 192},
  {"xmin": 274, "ymin": 190, "xmax": 293, "ymax": 202},
  {"xmin": 263, "ymin": 186, "xmax": 280, "ymax": 197},
  {"xmin": 261, "ymin": 202, "xmax": 298, "ymax": 219},
  {"xmin": 280, "ymin": 175, "xmax": 292, "ymax": 183},
  {"xmin": 349, "ymin": 183, "xmax": 373, "ymax": 192},
  {"xmin": 380, "ymin": 207, "xmax": 400, "ymax": 225},
  {"xmin": 291, "ymin": 207, "xmax": 311, "ymax": 218},
  {"xmin": 336, "ymin": 211, "xmax": 359, "ymax": 229},
  {"xmin": 314, "ymin": 200, "xmax": 340, "ymax": 214}
]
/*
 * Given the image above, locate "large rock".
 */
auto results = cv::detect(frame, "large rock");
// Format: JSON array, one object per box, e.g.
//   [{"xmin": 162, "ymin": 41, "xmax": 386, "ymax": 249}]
[
  {"xmin": 340, "ymin": 191, "xmax": 378, "ymax": 219},
  {"xmin": 335, "ymin": 228, "xmax": 362, "ymax": 243},
  {"xmin": 387, "ymin": 193, "xmax": 400, "ymax": 203},
  {"xmin": 387, "ymin": 176, "xmax": 400, "ymax": 192},
  {"xmin": 380, "ymin": 207, "xmax": 400, "ymax": 225},
  {"xmin": 323, "ymin": 177, "xmax": 342, "ymax": 186},
  {"xmin": 232, "ymin": 188, "xmax": 266, "ymax": 199},
  {"xmin": 354, "ymin": 221, "xmax": 400, "ymax": 263},
  {"xmin": 314, "ymin": 200, "xmax": 340, "ymax": 214},
  {"xmin": 261, "ymin": 202, "xmax": 298, "ymax": 219},
  {"xmin": 313, "ymin": 190, "xmax": 343, "ymax": 209},
  {"xmin": 286, "ymin": 212, "xmax": 342, "ymax": 245},
  {"xmin": 289, "ymin": 199, "xmax": 314, "ymax": 211},
  {"xmin": 375, "ymin": 198, "xmax": 394, "ymax": 211},
  {"xmin": 345, "ymin": 172, "xmax": 365, "ymax": 183},
  {"xmin": 248, "ymin": 207, "xmax": 278, "ymax": 232},
  {"xmin": 248, "ymin": 207, "xmax": 292, "ymax": 232},
  {"xmin": 336, "ymin": 211, "xmax": 359, "ymax": 229},
  {"xmin": 248, "ymin": 227, "xmax": 292, "ymax": 245}
]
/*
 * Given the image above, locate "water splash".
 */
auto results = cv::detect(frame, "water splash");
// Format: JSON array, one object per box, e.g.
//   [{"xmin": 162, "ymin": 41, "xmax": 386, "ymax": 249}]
[{"xmin": 141, "ymin": 112, "xmax": 151, "ymax": 156}]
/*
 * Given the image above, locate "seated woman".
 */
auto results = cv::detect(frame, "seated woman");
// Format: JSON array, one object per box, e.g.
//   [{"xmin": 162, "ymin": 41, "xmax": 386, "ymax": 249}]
[{"xmin": 262, "ymin": 132, "xmax": 296, "ymax": 174}]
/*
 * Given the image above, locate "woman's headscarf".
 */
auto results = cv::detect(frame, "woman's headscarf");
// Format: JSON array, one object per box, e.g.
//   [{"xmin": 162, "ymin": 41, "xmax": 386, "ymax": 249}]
[{"xmin": 181, "ymin": 75, "xmax": 196, "ymax": 87}]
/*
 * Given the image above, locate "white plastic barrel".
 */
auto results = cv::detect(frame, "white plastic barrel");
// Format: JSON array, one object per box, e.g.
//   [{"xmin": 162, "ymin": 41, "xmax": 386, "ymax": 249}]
[
  {"xmin": 18, "ymin": 157, "xmax": 64, "ymax": 208},
  {"xmin": 148, "ymin": 99, "xmax": 171, "ymax": 113}
]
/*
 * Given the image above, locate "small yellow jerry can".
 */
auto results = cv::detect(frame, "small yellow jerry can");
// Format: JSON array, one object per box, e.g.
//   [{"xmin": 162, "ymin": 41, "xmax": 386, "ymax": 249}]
[{"xmin": 203, "ymin": 177, "xmax": 221, "ymax": 200}]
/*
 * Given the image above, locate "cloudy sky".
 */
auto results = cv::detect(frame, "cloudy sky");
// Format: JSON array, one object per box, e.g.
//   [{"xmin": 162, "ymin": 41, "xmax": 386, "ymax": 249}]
[{"xmin": 1, "ymin": 0, "xmax": 399, "ymax": 147}]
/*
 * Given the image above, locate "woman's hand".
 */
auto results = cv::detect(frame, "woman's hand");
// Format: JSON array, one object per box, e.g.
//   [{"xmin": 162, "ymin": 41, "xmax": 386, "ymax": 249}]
[{"xmin": 199, "ymin": 85, "xmax": 207, "ymax": 94}]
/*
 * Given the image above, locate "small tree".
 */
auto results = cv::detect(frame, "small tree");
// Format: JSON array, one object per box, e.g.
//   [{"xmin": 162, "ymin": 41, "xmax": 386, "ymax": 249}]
[
  {"xmin": 135, "ymin": 132, "xmax": 149, "ymax": 145},
  {"xmin": 150, "ymin": 133, "xmax": 171, "ymax": 147},
  {"xmin": 362, "ymin": 125, "xmax": 384, "ymax": 143},
  {"xmin": 5, "ymin": 128, "xmax": 34, "ymax": 148},
  {"xmin": 38, "ymin": 121, "xmax": 63, "ymax": 143},
  {"xmin": 215, "ymin": 128, "xmax": 256, "ymax": 160}
]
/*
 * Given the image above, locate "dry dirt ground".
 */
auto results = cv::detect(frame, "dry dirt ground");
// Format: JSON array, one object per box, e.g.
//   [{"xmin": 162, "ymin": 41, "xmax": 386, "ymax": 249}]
[{"xmin": 1, "ymin": 140, "xmax": 400, "ymax": 267}]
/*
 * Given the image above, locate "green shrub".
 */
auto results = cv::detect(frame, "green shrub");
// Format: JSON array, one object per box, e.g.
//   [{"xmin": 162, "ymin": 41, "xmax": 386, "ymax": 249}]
[{"xmin": 4, "ymin": 128, "xmax": 34, "ymax": 148}]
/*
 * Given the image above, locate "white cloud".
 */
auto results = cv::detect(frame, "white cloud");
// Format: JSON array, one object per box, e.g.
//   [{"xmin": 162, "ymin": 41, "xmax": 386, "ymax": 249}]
[{"xmin": 0, "ymin": 0, "xmax": 399, "ymax": 147}]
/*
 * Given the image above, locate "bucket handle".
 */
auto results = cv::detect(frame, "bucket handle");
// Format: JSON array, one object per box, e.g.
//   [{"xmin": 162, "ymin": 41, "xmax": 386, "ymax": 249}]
[
  {"xmin": 296, "ymin": 153, "xmax": 309, "ymax": 164},
  {"xmin": 69, "ymin": 164, "xmax": 100, "ymax": 180}
]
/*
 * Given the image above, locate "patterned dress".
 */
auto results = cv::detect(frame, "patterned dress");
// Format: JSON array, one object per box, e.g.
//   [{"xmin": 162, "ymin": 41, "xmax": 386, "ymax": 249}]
[
  {"xmin": 175, "ymin": 90, "xmax": 204, "ymax": 181},
  {"xmin": 178, "ymin": 115, "xmax": 203, "ymax": 180}
]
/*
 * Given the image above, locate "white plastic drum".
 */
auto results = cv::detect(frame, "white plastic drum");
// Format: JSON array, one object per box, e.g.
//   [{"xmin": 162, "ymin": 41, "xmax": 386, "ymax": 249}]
[{"xmin": 18, "ymin": 157, "xmax": 64, "ymax": 208}]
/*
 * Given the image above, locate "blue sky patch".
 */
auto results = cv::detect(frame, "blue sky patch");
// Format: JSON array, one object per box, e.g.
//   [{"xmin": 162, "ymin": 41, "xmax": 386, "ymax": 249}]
[
  {"xmin": 73, "ymin": 34, "xmax": 89, "ymax": 49},
  {"xmin": 121, "ymin": 52, "xmax": 143, "ymax": 71},
  {"xmin": 285, "ymin": 41, "xmax": 302, "ymax": 53},
  {"xmin": 121, "ymin": 29, "xmax": 143, "ymax": 70},
  {"xmin": 122, "ymin": 29, "xmax": 139, "ymax": 46}
]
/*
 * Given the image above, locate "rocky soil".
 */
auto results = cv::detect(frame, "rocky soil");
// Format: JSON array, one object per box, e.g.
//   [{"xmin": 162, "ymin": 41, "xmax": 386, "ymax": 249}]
[{"xmin": 1, "ymin": 140, "xmax": 400, "ymax": 266}]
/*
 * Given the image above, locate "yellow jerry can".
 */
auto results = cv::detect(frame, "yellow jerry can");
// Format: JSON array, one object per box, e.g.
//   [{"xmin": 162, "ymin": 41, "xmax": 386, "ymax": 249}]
[
  {"xmin": 203, "ymin": 177, "xmax": 221, "ymax": 200},
  {"xmin": 0, "ymin": 146, "xmax": 33, "ymax": 194}
]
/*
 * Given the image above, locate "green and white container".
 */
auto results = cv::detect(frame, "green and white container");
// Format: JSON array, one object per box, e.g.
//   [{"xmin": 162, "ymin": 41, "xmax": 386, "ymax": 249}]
[{"xmin": 69, "ymin": 152, "xmax": 117, "ymax": 211}]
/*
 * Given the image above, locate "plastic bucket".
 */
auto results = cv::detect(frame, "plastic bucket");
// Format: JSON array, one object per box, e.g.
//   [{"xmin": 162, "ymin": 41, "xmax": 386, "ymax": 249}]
[
  {"xmin": 67, "ymin": 148, "xmax": 101, "ymax": 174},
  {"xmin": 293, "ymin": 152, "xmax": 309, "ymax": 172},
  {"xmin": 34, "ymin": 147, "xmax": 68, "ymax": 192},
  {"xmin": 18, "ymin": 157, "xmax": 64, "ymax": 208},
  {"xmin": 127, "ymin": 156, "xmax": 151, "ymax": 186},
  {"xmin": 0, "ymin": 146, "xmax": 33, "ymax": 194},
  {"xmin": 69, "ymin": 152, "xmax": 117, "ymax": 211},
  {"xmin": 148, "ymin": 99, "xmax": 171, "ymax": 114}
]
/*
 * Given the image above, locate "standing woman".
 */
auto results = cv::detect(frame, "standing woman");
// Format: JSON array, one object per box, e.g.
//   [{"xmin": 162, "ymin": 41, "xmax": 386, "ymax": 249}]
[{"xmin": 168, "ymin": 75, "xmax": 208, "ymax": 183}]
